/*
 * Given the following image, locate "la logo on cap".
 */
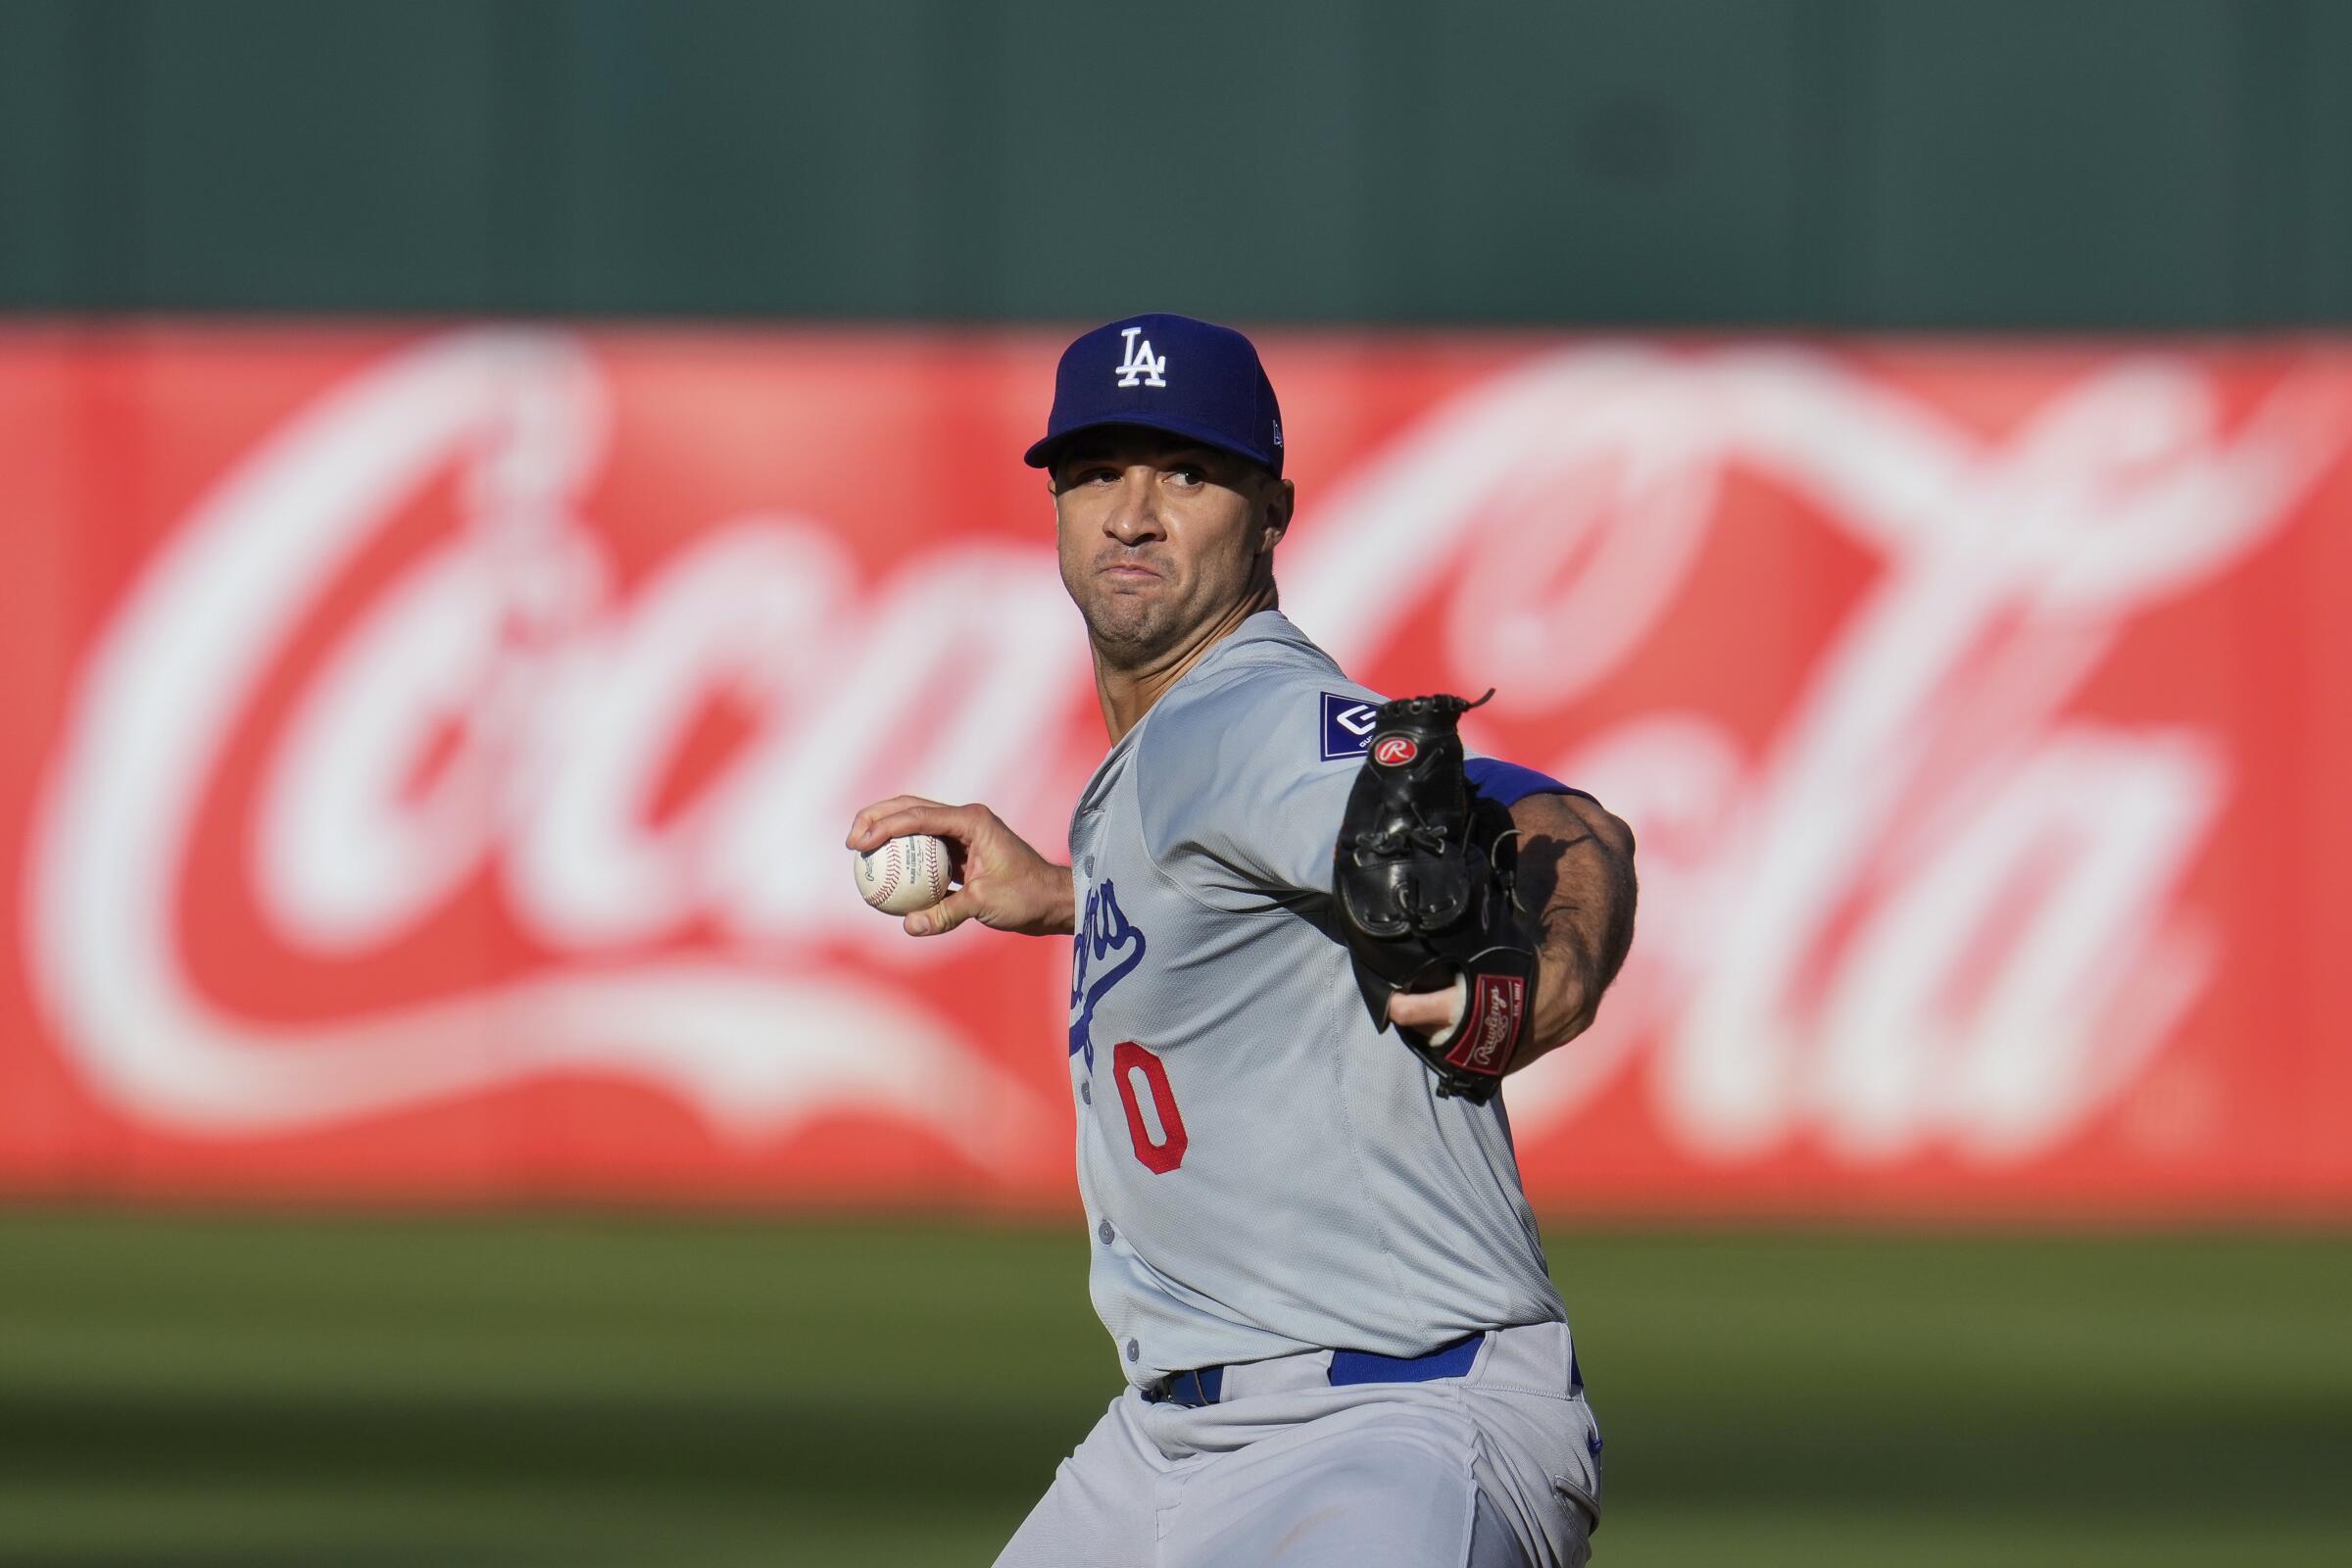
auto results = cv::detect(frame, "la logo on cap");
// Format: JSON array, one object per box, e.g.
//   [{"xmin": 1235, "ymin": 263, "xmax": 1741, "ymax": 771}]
[{"xmin": 1114, "ymin": 325, "xmax": 1167, "ymax": 389}]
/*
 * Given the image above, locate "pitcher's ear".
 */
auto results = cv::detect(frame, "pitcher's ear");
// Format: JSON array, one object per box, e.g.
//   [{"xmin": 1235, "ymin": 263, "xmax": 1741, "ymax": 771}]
[{"xmin": 1262, "ymin": 476, "xmax": 1296, "ymax": 549}]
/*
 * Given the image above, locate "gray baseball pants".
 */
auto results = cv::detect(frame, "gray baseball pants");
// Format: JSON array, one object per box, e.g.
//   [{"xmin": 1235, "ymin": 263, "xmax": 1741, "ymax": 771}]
[{"xmin": 993, "ymin": 1320, "xmax": 1600, "ymax": 1567}]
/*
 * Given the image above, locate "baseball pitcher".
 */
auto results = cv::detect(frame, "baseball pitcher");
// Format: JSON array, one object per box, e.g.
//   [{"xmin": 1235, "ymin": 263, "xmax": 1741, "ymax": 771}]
[{"xmin": 847, "ymin": 315, "xmax": 1637, "ymax": 1567}]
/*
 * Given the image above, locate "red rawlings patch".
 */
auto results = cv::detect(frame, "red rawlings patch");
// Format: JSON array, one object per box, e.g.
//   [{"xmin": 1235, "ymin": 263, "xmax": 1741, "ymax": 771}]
[
  {"xmin": 1445, "ymin": 975, "xmax": 1526, "ymax": 1075},
  {"xmin": 1372, "ymin": 735, "xmax": 1419, "ymax": 766}
]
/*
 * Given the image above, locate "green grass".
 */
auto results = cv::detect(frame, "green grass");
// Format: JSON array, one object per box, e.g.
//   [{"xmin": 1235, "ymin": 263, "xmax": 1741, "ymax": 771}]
[{"xmin": 1, "ymin": 1211, "xmax": 2347, "ymax": 1565}]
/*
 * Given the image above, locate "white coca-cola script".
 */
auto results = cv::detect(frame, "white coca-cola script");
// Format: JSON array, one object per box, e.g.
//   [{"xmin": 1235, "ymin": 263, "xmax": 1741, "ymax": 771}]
[{"xmin": 24, "ymin": 331, "xmax": 2343, "ymax": 1171}]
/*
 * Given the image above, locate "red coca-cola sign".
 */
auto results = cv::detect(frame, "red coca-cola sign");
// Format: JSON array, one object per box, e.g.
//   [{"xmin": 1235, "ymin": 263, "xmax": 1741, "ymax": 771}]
[{"xmin": 3, "ymin": 325, "xmax": 2347, "ymax": 1217}]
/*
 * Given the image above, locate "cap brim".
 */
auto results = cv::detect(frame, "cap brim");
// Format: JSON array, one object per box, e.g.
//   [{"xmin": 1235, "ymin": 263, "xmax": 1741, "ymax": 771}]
[{"xmin": 1023, "ymin": 413, "xmax": 1279, "ymax": 475}]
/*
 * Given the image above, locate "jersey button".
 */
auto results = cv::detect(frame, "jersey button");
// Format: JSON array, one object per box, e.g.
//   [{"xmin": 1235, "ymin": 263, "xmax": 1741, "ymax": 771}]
[
  {"xmin": 1098, "ymin": 1220, "xmax": 1115, "ymax": 1245},
  {"xmin": 1082, "ymin": 856, "xmax": 1095, "ymax": 875},
  {"xmin": 1079, "ymin": 1082, "xmax": 1093, "ymax": 1105},
  {"xmin": 1125, "ymin": 1339, "xmax": 1140, "ymax": 1363}
]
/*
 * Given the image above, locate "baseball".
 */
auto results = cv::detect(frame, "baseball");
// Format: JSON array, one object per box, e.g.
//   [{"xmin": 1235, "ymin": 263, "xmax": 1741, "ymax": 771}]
[{"xmin": 854, "ymin": 833, "xmax": 954, "ymax": 915}]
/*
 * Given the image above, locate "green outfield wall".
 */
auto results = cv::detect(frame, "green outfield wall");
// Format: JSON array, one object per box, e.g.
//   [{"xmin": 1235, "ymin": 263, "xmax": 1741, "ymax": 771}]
[{"xmin": 2, "ymin": 0, "xmax": 2347, "ymax": 326}]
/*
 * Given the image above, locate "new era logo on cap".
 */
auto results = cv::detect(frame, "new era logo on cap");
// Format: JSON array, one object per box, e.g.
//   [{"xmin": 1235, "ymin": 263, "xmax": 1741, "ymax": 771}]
[{"xmin": 1025, "ymin": 313, "xmax": 1284, "ymax": 476}]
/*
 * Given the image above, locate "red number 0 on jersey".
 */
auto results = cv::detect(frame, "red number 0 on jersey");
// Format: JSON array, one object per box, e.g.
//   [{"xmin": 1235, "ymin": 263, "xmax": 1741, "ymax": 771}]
[{"xmin": 1111, "ymin": 1041, "xmax": 1188, "ymax": 1174}]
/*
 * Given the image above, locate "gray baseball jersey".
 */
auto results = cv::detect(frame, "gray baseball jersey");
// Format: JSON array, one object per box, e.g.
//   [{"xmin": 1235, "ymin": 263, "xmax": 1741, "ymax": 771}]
[{"xmin": 1065, "ymin": 610, "xmax": 1570, "ymax": 1387}]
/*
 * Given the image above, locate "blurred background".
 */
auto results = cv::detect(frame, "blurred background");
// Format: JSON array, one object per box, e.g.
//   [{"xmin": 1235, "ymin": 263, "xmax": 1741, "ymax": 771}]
[{"xmin": 3, "ymin": 1, "xmax": 2349, "ymax": 1564}]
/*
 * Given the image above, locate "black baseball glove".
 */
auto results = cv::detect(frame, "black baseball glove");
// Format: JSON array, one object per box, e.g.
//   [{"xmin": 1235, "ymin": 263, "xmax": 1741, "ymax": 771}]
[{"xmin": 1331, "ymin": 691, "xmax": 1538, "ymax": 1102}]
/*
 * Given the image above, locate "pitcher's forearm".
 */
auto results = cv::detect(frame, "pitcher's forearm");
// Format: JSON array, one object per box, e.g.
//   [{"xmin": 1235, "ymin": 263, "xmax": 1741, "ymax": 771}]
[{"xmin": 1511, "ymin": 794, "xmax": 1638, "ymax": 1065}]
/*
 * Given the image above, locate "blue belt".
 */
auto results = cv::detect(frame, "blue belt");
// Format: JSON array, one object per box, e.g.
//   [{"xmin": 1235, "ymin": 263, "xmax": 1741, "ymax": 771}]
[{"xmin": 1145, "ymin": 1331, "xmax": 1487, "ymax": 1408}]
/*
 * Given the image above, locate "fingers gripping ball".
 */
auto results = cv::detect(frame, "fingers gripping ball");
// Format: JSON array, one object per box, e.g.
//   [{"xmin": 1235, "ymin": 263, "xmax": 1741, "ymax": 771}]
[{"xmin": 855, "ymin": 834, "xmax": 954, "ymax": 915}]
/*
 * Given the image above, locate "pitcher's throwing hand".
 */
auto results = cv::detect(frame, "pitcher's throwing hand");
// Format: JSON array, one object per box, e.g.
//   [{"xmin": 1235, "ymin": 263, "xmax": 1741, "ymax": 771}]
[{"xmin": 845, "ymin": 796, "xmax": 1073, "ymax": 939}]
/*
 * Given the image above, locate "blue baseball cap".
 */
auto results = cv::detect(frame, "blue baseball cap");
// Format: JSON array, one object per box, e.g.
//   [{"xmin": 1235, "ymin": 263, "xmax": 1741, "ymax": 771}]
[{"xmin": 1024, "ymin": 313, "xmax": 1284, "ymax": 477}]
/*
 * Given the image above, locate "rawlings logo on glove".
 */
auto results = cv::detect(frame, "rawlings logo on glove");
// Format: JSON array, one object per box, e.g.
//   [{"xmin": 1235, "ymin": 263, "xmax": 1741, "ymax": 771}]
[{"xmin": 1331, "ymin": 691, "xmax": 1539, "ymax": 1102}]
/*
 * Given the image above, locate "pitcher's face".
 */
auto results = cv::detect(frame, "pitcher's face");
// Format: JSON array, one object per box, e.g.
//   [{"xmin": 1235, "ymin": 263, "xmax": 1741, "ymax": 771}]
[{"xmin": 1052, "ymin": 428, "xmax": 1288, "ymax": 669}]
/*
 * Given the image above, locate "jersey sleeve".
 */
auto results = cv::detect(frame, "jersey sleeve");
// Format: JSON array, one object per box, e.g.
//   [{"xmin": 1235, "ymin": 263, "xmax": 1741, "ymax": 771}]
[{"xmin": 1463, "ymin": 757, "xmax": 1595, "ymax": 808}]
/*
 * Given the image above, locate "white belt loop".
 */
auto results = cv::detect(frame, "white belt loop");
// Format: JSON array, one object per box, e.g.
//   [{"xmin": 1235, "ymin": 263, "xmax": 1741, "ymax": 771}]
[{"xmin": 1214, "ymin": 1348, "xmax": 1334, "ymax": 1402}]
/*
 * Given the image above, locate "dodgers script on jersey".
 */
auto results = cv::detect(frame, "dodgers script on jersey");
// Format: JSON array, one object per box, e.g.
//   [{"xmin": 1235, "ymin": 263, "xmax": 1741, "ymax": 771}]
[{"xmin": 1066, "ymin": 611, "xmax": 1569, "ymax": 1385}]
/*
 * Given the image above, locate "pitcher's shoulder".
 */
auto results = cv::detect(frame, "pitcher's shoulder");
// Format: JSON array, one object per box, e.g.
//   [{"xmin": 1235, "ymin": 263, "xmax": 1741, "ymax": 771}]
[
  {"xmin": 1143, "ymin": 648, "xmax": 1387, "ymax": 781},
  {"xmin": 1127, "ymin": 647, "xmax": 1389, "ymax": 901}
]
